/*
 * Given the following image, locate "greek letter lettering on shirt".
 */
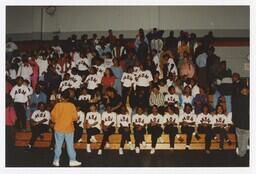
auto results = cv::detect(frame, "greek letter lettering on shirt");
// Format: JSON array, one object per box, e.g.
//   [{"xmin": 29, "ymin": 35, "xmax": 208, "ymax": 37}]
[
  {"xmin": 133, "ymin": 67, "xmax": 141, "ymax": 78},
  {"xmin": 14, "ymin": 87, "xmax": 27, "ymax": 95},
  {"xmin": 148, "ymin": 114, "xmax": 162, "ymax": 125},
  {"xmin": 59, "ymin": 80, "xmax": 73, "ymax": 91},
  {"xmin": 197, "ymin": 113, "xmax": 213, "ymax": 125},
  {"xmin": 10, "ymin": 85, "xmax": 30, "ymax": 103},
  {"xmin": 31, "ymin": 110, "xmax": 50, "ymax": 125},
  {"xmin": 117, "ymin": 114, "xmax": 131, "ymax": 127},
  {"xmin": 78, "ymin": 94, "xmax": 91, "ymax": 101},
  {"xmin": 121, "ymin": 72, "xmax": 134, "ymax": 87},
  {"xmin": 163, "ymin": 113, "xmax": 179, "ymax": 125},
  {"xmin": 86, "ymin": 112, "xmax": 101, "ymax": 129},
  {"xmin": 180, "ymin": 113, "xmax": 196, "ymax": 123},
  {"xmin": 165, "ymin": 94, "xmax": 179, "ymax": 104},
  {"xmin": 213, "ymin": 114, "xmax": 227, "ymax": 127},
  {"xmin": 85, "ymin": 75, "xmax": 100, "ymax": 90},
  {"xmin": 102, "ymin": 112, "xmax": 116, "ymax": 127},
  {"xmin": 136, "ymin": 70, "xmax": 153, "ymax": 87},
  {"xmin": 132, "ymin": 114, "xmax": 148, "ymax": 126}
]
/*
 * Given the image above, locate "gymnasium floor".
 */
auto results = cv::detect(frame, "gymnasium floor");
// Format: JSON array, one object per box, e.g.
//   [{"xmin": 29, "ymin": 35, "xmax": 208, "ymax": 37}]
[{"xmin": 6, "ymin": 147, "xmax": 249, "ymax": 167}]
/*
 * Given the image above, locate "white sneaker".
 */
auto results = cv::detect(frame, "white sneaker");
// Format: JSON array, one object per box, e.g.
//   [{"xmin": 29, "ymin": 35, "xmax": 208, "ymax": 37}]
[
  {"xmin": 27, "ymin": 144, "xmax": 32, "ymax": 149},
  {"xmin": 150, "ymin": 148, "xmax": 155, "ymax": 154},
  {"xmin": 69, "ymin": 160, "xmax": 82, "ymax": 167},
  {"xmin": 105, "ymin": 142, "xmax": 110, "ymax": 148},
  {"xmin": 86, "ymin": 144, "xmax": 91, "ymax": 153},
  {"xmin": 90, "ymin": 136, "xmax": 97, "ymax": 143},
  {"xmin": 159, "ymin": 137, "xmax": 164, "ymax": 143},
  {"xmin": 170, "ymin": 147, "xmax": 174, "ymax": 151},
  {"xmin": 97, "ymin": 149, "xmax": 102, "ymax": 155},
  {"xmin": 128, "ymin": 142, "xmax": 134, "ymax": 150},
  {"xmin": 52, "ymin": 160, "xmax": 60, "ymax": 167},
  {"xmin": 78, "ymin": 138, "xmax": 83, "ymax": 143},
  {"xmin": 247, "ymin": 145, "xmax": 250, "ymax": 150},
  {"xmin": 236, "ymin": 147, "xmax": 239, "ymax": 155},
  {"xmin": 142, "ymin": 141, "xmax": 147, "ymax": 148},
  {"xmin": 119, "ymin": 148, "xmax": 124, "ymax": 155},
  {"xmin": 135, "ymin": 147, "xmax": 140, "ymax": 154}
]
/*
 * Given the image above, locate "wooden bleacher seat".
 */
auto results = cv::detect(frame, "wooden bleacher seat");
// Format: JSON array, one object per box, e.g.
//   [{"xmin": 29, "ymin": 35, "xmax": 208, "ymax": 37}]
[{"xmin": 15, "ymin": 132, "xmax": 236, "ymax": 150}]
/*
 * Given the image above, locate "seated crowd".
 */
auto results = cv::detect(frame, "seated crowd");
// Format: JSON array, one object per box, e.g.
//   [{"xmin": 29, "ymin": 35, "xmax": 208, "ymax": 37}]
[{"xmin": 6, "ymin": 28, "xmax": 249, "ymax": 155}]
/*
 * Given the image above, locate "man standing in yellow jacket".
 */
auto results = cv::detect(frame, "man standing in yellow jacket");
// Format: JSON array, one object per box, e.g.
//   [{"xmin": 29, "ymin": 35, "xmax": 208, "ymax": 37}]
[{"xmin": 51, "ymin": 90, "xmax": 82, "ymax": 167}]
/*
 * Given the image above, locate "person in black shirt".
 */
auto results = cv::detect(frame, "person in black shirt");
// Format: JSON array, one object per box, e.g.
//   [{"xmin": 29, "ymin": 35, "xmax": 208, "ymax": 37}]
[
  {"xmin": 103, "ymin": 87, "xmax": 122, "ymax": 113},
  {"xmin": 164, "ymin": 31, "xmax": 178, "ymax": 52},
  {"xmin": 232, "ymin": 84, "xmax": 249, "ymax": 157}
]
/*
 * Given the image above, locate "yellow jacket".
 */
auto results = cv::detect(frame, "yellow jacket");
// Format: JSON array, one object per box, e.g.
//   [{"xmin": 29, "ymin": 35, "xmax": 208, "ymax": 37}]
[{"xmin": 51, "ymin": 101, "xmax": 78, "ymax": 133}]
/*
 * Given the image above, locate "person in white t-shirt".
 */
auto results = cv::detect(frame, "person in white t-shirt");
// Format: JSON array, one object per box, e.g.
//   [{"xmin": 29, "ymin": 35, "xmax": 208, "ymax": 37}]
[
  {"xmin": 191, "ymin": 79, "xmax": 200, "ymax": 98},
  {"xmin": 136, "ymin": 64, "xmax": 153, "ymax": 88},
  {"xmin": 70, "ymin": 68, "xmax": 83, "ymax": 90},
  {"xmin": 180, "ymin": 85, "xmax": 194, "ymax": 108},
  {"xmin": 212, "ymin": 105, "xmax": 232, "ymax": 150},
  {"xmin": 10, "ymin": 77, "xmax": 30, "ymax": 130},
  {"xmin": 93, "ymin": 59, "xmax": 106, "ymax": 80},
  {"xmin": 98, "ymin": 104, "xmax": 116, "ymax": 155},
  {"xmin": 117, "ymin": 105, "xmax": 133, "ymax": 155},
  {"xmin": 135, "ymin": 64, "xmax": 153, "ymax": 107},
  {"xmin": 85, "ymin": 104, "xmax": 101, "ymax": 153},
  {"xmin": 17, "ymin": 58, "xmax": 33, "ymax": 82},
  {"xmin": 196, "ymin": 104, "xmax": 214, "ymax": 154},
  {"xmin": 36, "ymin": 54, "xmax": 48, "ymax": 81},
  {"xmin": 152, "ymin": 49, "xmax": 160, "ymax": 67},
  {"xmin": 27, "ymin": 102, "xmax": 50, "ymax": 149},
  {"xmin": 59, "ymin": 73, "xmax": 74, "ymax": 92},
  {"xmin": 121, "ymin": 66, "xmax": 135, "ymax": 104},
  {"xmin": 76, "ymin": 52, "xmax": 89, "ymax": 77},
  {"xmin": 147, "ymin": 105, "xmax": 163, "ymax": 154},
  {"xmin": 132, "ymin": 106, "xmax": 148, "ymax": 154},
  {"xmin": 74, "ymin": 105, "xmax": 85, "ymax": 143},
  {"xmin": 164, "ymin": 86, "xmax": 180, "ymax": 106},
  {"xmin": 163, "ymin": 105, "xmax": 182, "ymax": 149},
  {"xmin": 179, "ymin": 103, "xmax": 198, "ymax": 150},
  {"xmin": 84, "ymin": 67, "xmax": 101, "ymax": 95},
  {"xmin": 7, "ymin": 63, "xmax": 17, "ymax": 83}
]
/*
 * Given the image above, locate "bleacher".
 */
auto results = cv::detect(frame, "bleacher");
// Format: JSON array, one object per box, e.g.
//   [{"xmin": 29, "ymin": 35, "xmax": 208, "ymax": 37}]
[{"xmin": 15, "ymin": 132, "xmax": 236, "ymax": 150}]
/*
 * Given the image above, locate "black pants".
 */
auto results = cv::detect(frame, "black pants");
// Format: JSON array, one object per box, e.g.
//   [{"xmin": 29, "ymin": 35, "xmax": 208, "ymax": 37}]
[
  {"xmin": 100, "ymin": 126, "xmax": 115, "ymax": 149},
  {"xmin": 118, "ymin": 127, "xmax": 131, "ymax": 148},
  {"xmin": 198, "ymin": 126, "xmax": 212, "ymax": 150},
  {"xmin": 86, "ymin": 127, "xmax": 100, "ymax": 144},
  {"xmin": 122, "ymin": 86, "xmax": 131, "ymax": 104},
  {"xmin": 74, "ymin": 126, "xmax": 84, "ymax": 143},
  {"xmin": 14, "ymin": 102, "xmax": 26, "ymax": 129},
  {"xmin": 29, "ymin": 124, "xmax": 49, "ymax": 146},
  {"xmin": 148, "ymin": 125, "xmax": 163, "ymax": 148},
  {"xmin": 181, "ymin": 126, "xmax": 195, "ymax": 145},
  {"xmin": 212, "ymin": 127, "xmax": 229, "ymax": 149},
  {"xmin": 164, "ymin": 125, "xmax": 178, "ymax": 148},
  {"xmin": 133, "ymin": 127, "xmax": 146, "ymax": 148}
]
